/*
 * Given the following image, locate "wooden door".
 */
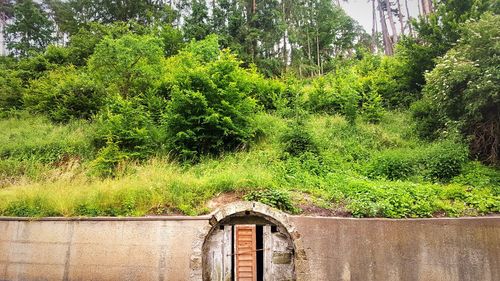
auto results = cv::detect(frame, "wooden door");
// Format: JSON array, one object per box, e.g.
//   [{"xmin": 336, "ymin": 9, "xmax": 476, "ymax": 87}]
[
  {"xmin": 263, "ymin": 225, "xmax": 295, "ymax": 281},
  {"xmin": 204, "ymin": 225, "xmax": 232, "ymax": 281},
  {"xmin": 235, "ymin": 225, "xmax": 257, "ymax": 281}
]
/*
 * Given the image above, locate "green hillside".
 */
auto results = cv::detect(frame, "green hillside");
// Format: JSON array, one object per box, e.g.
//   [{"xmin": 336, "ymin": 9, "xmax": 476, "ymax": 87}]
[{"xmin": 0, "ymin": 1, "xmax": 498, "ymax": 218}]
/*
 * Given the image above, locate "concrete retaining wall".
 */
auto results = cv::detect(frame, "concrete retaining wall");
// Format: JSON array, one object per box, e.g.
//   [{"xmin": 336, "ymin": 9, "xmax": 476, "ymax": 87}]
[
  {"xmin": 291, "ymin": 217, "xmax": 500, "ymax": 281},
  {"xmin": 0, "ymin": 216, "xmax": 499, "ymax": 281},
  {"xmin": 0, "ymin": 218, "xmax": 209, "ymax": 281}
]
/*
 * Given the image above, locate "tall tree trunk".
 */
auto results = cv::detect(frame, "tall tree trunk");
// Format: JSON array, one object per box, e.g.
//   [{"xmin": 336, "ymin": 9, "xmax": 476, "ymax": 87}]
[
  {"xmin": 378, "ymin": 0, "xmax": 393, "ymax": 55},
  {"xmin": 307, "ymin": 34, "xmax": 311, "ymax": 62},
  {"xmin": 396, "ymin": 0, "xmax": 405, "ymax": 35},
  {"xmin": 404, "ymin": 0, "xmax": 414, "ymax": 36},
  {"xmin": 384, "ymin": 0, "xmax": 398, "ymax": 44},
  {"xmin": 372, "ymin": 0, "xmax": 378, "ymax": 52},
  {"xmin": 316, "ymin": 28, "xmax": 321, "ymax": 75},
  {"xmin": 282, "ymin": 0, "xmax": 287, "ymax": 72},
  {"xmin": 421, "ymin": 0, "xmax": 433, "ymax": 15}
]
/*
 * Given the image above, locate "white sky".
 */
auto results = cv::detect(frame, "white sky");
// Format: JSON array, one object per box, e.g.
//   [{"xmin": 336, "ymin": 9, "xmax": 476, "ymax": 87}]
[{"xmin": 340, "ymin": 0, "xmax": 420, "ymax": 32}]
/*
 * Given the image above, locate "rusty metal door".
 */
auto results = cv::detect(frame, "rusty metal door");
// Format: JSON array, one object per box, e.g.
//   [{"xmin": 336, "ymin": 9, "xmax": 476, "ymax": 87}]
[{"xmin": 235, "ymin": 225, "xmax": 257, "ymax": 281}]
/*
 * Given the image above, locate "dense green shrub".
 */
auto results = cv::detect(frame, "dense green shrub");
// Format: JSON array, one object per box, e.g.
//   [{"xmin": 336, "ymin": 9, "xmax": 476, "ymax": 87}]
[
  {"xmin": 398, "ymin": 0, "xmax": 498, "ymax": 101},
  {"xmin": 367, "ymin": 149, "xmax": 417, "ymax": 180},
  {"xmin": 24, "ymin": 66, "xmax": 106, "ymax": 122},
  {"xmin": 242, "ymin": 73, "xmax": 285, "ymax": 111},
  {"xmin": 308, "ymin": 69, "xmax": 361, "ymax": 123},
  {"xmin": 94, "ymin": 97, "xmax": 165, "ymax": 158},
  {"xmin": 362, "ymin": 55, "xmax": 417, "ymax": 108},
  {"xmin": 88, "ymin": 33, "xmax": 166, "ymax": 97},
  {"xmin": 16, "ymin": 54, "xmax": 56, "ymax": 82},
  {"xmin": 344, "ymin": 181, "xmax": 438, "ymax": 218},
  {"xmin": 89, "ymin": 141, "xmax": 129, "ymax": 178},
  {"xmin": 160, "ymin": 25, "xmax": 184, "ymax": 57},
  {"xmin": 453, "ymin": 162, "xmax": 500, "ymax": 192},
  {"xmin": 163, "ymin": 39, "xmax": 258, "ymax": 160},
  {"xmin": 361, "ymin": 91, "xmax": 384, "ymax": 123},
  {"xmin": 43, "ymin": 45, "xmax": 70, "ymax": 65},
  {"xmin": 418, "ymin": 14, "xmax": 500, "ymax": 164},
  {"xmin": 244, "ymin": 188, "xmax": 300, "ymax": 213},
  {"xmin": 275, "ymin": 76, "xmax": 306, "ymax": 116},
  {"xmin": 410, "ymin": 98, "xmax": 445, "ymax": 140},
  {"xmin": 280, "ymin": 119, "xmax": 319, "ymax": 157},
  {"xmin": 421, "ymin": 140, "xmax": 469, "ymax": 182},
  {"xmin": 0, "ymin": 69, "xmax": 24, "ymax": 110},
  {"xmin": 367, "ymin": 139, "xmax": 468, "ymax": 183}
]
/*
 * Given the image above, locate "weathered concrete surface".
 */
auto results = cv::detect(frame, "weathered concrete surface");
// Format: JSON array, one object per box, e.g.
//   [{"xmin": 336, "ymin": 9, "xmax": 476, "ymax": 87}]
[
  {"xmin": 0, "ymin": 215, "xmax": 499, "ymax": 281},
  {"xmin": 290, "ymin": 216, "xmax": 500, "ymax": 281},
  {"xmin": 0, "ymin": 218, "xmax": 209, "ymax": 281}
]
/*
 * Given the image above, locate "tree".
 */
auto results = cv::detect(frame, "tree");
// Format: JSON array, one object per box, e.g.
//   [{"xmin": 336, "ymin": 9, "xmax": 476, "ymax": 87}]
[
  {"xmin": 420, "ymin": 0, "xmax": 433, "ymax": 15},
  {"xmin": 0, "ymin": 0, "xmax": 15, "ymax": 55},
  {"xmin": 179, "ymin": 0, "xmax": 211, "ymax": 40},
  {"xmin": 4, "ymin": 0, "xmax": 55, "ymax": 57},
  {"xmin": 88, "ymin": 34, "xmax": 166, "ymax": 97},
  {"xmin": 378, "ymin": 0, "xmax": 393, "ymax": 55},
  {"xmin": 49, "ymin": 0, "xmax": 172, "ymax": 34},
  {"xmin": 417, "ymin": 14, "xmax": 500, "ymax": 164},
  {"xmin": 398, "ymin": 0, "xmax": 498, "ymax": 93},
  {"xmin": 163, "ymin": 36, "xmax": 258, "ymax": 160}
]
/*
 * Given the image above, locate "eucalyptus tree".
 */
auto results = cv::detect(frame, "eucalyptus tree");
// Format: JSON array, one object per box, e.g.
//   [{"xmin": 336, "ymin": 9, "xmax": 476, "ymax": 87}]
[{"xmin": 4, "ymin": 0, "xmax": 55, "ymax": 57}]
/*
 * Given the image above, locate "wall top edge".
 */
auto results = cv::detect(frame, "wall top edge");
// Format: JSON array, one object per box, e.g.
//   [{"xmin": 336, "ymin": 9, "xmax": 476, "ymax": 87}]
[
  {"xmin": 0, "ymin": 215, "xmax": 212, "ymax": 222},
  {"xmin": 0, "ymin": 215, "xmax": 498, "ymax": 222},
  {"xmin": 289, "ymin": 215, "xmax": 500, "ymax": 221}
]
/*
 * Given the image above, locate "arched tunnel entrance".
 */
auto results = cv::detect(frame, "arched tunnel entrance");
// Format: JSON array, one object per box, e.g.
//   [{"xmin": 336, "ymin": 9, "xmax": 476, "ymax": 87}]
[{"xmin": 199, "ymin": 202, "xmax": 307, "ymax": 281}]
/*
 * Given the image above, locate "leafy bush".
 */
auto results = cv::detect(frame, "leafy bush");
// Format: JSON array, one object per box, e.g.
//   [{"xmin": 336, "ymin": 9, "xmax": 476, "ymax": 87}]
[
  {"xmin": 362, "ymin": 55, "xmax": 417, "ymax": 108},
  {"xmin": 367, "ymin": 139, "xmax": 468, "ymax": 183},
  {"xmin": 242, "ymin": 72, "xmax": 285, "ymax": 111},
  {"xmin": 43, "ymin": 45, "xmax": 70, "ymax": 65},
  {"xmin": 361, "ymin": 91, "xmax": 384, "ymax": 123},
  {"xmin": 163, "ymin": 40, "xmax": 257, "ymax": 160},
  {"xmin": 94, "ymin": 97, "xmax": 165, "ymax": 158},
  {"xmin": 24, "ymin": 66, "xmax": 106, "ymax": 122},
  {"xmin": 367, "ymin": 149, "xmax": 417, "ymax": 180},
  {"xmin": 280, "ymin": 119, "xmax": 319, "ymax": 157},
  {"xmin": 421, "ymin": 140, "xmax": 469, "ymax": 182},
  {"xmin": 16, "ymin": 54, "xmax": 56, "ymax": 82},
  {"xmin": 342, "ymin": 180, "xmax": 438, "ymax": 218},
  {"xmin": 0, "ymin": 69, "xmax": 24, "ymax": 110},
  {"xmin": 88, "ymin": 33, "xmax": 166, "ymax": 97},
  {"xmin": 453, "ymin": 161, "xmax": 500, "ymax": 192},
  {"xmin": 308, "ymin": 69, "xmax": 361, "ymax": 123},
  {"xmin": 419, "ymin": 14, "xmax": 500, "ymax": 164},
  {"xmin": 89, "ymin": 141, "xmax": 129, "ymax": 178},
  {"xmin": 244, "ymin": 188, "xmax": 300, "ymax": 213},
  {"xmin": 410, "ymin": 98, "xmax": 445, "ymax": 140}
]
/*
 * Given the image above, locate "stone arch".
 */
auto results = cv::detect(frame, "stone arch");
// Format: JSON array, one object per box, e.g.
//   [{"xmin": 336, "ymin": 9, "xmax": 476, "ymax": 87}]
[{"xmin": 190, "ymin": 201, "xmax": 310, "ymax": 280}]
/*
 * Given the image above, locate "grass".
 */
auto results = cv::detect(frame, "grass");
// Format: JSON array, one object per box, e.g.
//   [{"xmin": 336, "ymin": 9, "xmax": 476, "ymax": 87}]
[{"xmin": 0, "ymin": 111, "xmax": 498, "ymax": 218}]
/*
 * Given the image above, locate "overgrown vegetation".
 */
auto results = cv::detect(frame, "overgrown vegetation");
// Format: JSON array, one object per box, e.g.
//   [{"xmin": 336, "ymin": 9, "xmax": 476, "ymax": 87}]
[{"xmin": 0, "ymin": 0, "xmax": 498, "ymax": 218}]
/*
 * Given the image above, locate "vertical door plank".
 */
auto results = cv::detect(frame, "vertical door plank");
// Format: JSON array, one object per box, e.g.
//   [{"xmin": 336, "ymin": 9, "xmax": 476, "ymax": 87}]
[{"xmin": 235, "ymin": 225, "xmax": 257, "ymax": 281}]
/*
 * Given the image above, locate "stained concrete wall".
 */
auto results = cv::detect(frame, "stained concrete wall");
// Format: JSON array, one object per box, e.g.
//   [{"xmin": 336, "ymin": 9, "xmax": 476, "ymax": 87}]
[
  {"xmin": 291, "ymin": 216, "xmax": 500, "ymax": 281},
  {"xmin": 0, "ymin": 216, "xmax": 499, "ymax": 281},
  {"xmin": 0, "ymin": 218, "xmax": 210, "ymax": 281}
]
